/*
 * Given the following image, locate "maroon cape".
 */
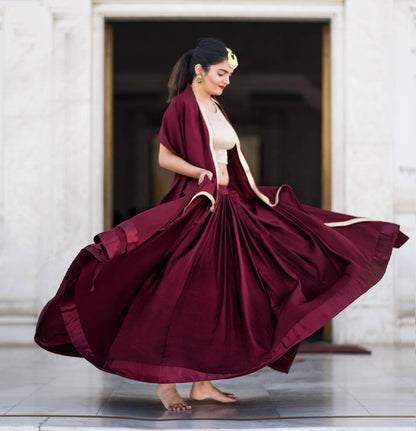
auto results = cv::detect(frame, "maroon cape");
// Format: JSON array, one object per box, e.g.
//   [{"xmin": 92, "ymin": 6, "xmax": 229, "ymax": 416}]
[{"xmin": 34, "ymin": 85, "xmax": 408, "ymax": 383}]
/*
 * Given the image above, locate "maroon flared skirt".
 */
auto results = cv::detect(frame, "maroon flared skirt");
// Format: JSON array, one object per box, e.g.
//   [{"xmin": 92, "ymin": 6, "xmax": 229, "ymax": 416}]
[{"xmin": 35, "ymin": 185, "xmax": 407, "ymax": 383}]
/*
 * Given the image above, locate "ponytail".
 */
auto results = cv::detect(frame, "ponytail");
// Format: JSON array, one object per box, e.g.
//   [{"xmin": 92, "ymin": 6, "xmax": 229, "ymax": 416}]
[
  {"xmin": 166, "ymin": 38, "xmax": 231, "ymax": 103},
  {"xmin": 167, "ymin": 49, "xmax": 194, "ymax": 103}
]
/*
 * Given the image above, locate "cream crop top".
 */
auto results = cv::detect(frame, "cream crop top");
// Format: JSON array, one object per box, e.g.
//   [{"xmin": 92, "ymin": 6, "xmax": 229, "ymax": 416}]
[{"xmin": 203, "ymin": 105, "xmax": 238, "ymax": 164}]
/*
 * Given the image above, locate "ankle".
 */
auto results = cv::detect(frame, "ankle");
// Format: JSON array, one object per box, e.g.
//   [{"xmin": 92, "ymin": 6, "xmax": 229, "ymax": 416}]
[
  {"xmin": 192, "ymin": 380, "xmax": 211, "ymax": 389},
  {"xmin": 156, "ymin": 383, "xmax": 176, "ymax": 392}
]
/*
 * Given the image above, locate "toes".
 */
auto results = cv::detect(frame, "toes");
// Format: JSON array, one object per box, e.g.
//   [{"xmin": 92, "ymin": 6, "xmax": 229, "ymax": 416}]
[
  {"xmin": 169, "ymin": 403, "xmax": 178, "ymax": 411},
  {"xmin": 169, "ymin": 402, "xmax": 191, "ymax": 411},
  {"xmin": 219, "ymin": 390, "xmax": 237, "ymax": 400},
  {"xmin": 219, "ymin": 391, "xmax": 237, "ymax": 402},
  {"xmin": 182, "ymin": 403, "xmax": 192, "ymax": 410}
]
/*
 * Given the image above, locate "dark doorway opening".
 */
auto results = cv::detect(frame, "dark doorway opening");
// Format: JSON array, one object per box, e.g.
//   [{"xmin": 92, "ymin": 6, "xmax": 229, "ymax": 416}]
[
  {"xmin": 111, "ymin": 20, "xmax": 323, "ymax": 223},
  {"xmin": 110, "ymin": 20, "xmax": 327, "ymax": 341}
]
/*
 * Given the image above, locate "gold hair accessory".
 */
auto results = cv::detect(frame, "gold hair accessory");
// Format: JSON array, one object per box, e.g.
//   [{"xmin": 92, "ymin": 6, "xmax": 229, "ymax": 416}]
[
  {"xmin": 226, "ymin": 48, "xmax": 238, "ymax": 69},
  {"xmin": 196, "ymin": 73, "xmax": 203, "ymax": 83}
]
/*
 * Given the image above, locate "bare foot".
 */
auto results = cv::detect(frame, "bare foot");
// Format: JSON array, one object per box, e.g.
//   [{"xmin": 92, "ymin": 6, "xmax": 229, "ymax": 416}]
[
  {"xmin": 190, "ymin": 381, "xmax": 238, "ymax": 403},
  {"xmin": 156, "ymin": 384, "xmax": 192, "ymax": 411}
]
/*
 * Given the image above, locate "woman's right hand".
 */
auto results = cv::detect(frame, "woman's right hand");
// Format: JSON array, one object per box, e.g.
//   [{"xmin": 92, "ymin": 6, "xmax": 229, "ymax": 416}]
[{"xmin": 198, "ymin": 169, "xmax": 213, "ymax": 185}]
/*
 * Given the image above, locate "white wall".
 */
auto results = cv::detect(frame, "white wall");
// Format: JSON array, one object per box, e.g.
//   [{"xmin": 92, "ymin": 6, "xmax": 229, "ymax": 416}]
[
  {"xmin": 332, "ymin": 0, "xmax": 416, "ymax": 344},
  {"xmin": 0, "ymin": 0, "xmax": 94, "ymax": 341},
  {"xmin": 393, "ymin": 0, "xmax": 416, "ymax": 343},
  {"xmin": 333, "ymin": 0, "xmax": 396, "ymax": 343}
]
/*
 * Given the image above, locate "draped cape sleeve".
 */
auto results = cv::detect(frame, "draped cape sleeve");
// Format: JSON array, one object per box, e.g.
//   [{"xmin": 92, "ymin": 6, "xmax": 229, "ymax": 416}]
[{"xmin": 157, "ymin": 85, "xmax": 217, "ymax": 203}]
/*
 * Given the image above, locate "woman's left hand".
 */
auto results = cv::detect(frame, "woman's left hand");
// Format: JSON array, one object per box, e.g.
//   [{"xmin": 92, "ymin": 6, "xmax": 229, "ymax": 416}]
[{"xmin": 198, "ymin": 169, "xmax": 213, "ymax": 185}]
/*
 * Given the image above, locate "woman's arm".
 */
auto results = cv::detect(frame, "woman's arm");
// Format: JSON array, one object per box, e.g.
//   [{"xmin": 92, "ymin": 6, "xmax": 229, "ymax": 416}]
[{"xmin": 159, "ymin": 144, "xmax": 213, "ymax": 185}]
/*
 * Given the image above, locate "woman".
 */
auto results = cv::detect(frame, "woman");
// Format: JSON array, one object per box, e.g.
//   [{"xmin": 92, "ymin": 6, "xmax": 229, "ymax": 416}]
[{"xmin": 35, "ymin": 38, "xmax": 408, "ymax": 412}]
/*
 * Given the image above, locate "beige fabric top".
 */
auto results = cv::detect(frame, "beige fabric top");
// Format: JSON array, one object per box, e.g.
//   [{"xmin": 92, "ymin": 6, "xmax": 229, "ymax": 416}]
[{"xmin": 203, "ymin": 105, "xmax": 238, "ymax": 164}]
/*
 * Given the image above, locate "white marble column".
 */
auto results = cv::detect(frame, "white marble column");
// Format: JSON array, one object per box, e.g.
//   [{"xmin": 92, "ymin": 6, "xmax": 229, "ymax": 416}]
[
  {"xmin": 393, "ymin": 0, "xmax": 416, "ymax": 343},
  {"xmin": 1, "ymin": 4, "xmax": 53, "ymax": 341},
  {"xmin": 332, "ymin": 0, "xmax": 399, "ymax": 343},
  {"xmin": 37, "ymin": 4, "xmax": 94, "ymax": 308},
  {"xmin": 0, "ymin": 1, "xmax": 94, "ymax": 342}
]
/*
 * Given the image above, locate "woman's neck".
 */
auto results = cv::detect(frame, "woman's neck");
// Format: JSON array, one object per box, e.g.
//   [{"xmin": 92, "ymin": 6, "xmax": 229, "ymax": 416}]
[{"xmin": 191, "ymin": 82, "xmax": 212, "ymax": 103}]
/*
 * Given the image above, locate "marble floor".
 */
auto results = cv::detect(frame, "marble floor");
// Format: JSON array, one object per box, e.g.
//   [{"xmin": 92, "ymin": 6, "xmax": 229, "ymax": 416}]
[{"xmin": 0, "ymin": 344, "xmax": 414, "ymax": 430}]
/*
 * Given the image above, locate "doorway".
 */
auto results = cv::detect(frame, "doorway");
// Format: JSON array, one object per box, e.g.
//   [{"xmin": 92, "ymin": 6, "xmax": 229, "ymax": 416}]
[
  {"xmin": 105, "ymin": 20, "xmax": 331, "ymax": 340},
  {"xmin": 107, "ymin": 20, "xmax": 330, "ymax": 221}
]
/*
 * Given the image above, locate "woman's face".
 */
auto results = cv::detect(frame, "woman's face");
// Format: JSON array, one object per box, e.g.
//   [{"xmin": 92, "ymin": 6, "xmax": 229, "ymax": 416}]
[{"xmin": 197, "ymin": 59, "xmax": 234, "ymax": 96}]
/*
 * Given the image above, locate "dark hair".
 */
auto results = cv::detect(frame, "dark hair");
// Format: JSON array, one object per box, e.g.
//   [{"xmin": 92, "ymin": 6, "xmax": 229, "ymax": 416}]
[{"xmin": 167, "ymin": 38, "xmax": 229, "ymax": 103}]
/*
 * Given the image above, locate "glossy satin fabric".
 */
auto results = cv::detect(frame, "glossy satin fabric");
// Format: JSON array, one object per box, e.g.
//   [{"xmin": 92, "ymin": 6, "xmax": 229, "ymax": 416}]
[{"xmin": 35, "ymin": 183, "xmax": 407, "ymax": 383}]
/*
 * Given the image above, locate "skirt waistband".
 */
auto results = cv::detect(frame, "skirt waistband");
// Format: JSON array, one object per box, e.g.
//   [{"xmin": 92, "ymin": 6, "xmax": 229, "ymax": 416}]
[{"xmin": 218, "ymin": 185, "xmax": 229, "ymax": 195}]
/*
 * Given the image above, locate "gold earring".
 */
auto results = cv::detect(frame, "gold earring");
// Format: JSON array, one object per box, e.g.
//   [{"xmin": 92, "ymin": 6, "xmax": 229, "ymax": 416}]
[{"xmin": 196, "ymin": 73, "xmax": 203, "ymax": 83}]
